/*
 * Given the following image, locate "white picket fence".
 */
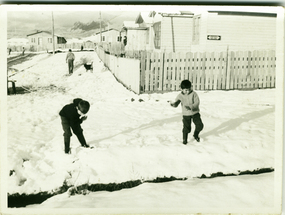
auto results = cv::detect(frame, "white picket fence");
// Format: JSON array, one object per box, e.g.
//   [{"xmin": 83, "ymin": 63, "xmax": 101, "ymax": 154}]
[
  {"xmin": 97, "ymin": 48, "xmax": 276, "ymax": 94},
  {"xmin": 97, "ymin": 47, "xmax": 140, "ymax": 94}
]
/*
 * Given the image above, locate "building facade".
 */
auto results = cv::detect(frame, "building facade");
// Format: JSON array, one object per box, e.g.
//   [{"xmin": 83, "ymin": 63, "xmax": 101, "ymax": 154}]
[
  {"xmin": 27, "ymin": 31, "xmax": 67, "ymax": 52},
  {"xmin": 125, "ymin": 10, "xmax": 277, "ymax": 53}
]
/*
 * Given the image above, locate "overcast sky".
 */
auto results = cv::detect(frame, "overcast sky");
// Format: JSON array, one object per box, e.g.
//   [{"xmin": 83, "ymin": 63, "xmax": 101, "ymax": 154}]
[{"xmin": 5, "ymin": 5, "xmax": 280, "ymax": 38}]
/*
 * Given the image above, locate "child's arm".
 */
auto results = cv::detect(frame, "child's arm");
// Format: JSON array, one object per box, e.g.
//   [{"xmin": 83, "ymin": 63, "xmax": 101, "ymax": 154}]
[
  {"xmin": 189, "ymin": 93, "xmax": 200, "ymax": 111},
  {"xmin": 170, "ymin": 99, "xmax": 181, "ymax": 108}
]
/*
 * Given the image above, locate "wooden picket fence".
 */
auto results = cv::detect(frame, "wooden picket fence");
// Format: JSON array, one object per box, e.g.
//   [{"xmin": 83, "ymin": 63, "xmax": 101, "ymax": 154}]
[{"xmin": 140, "ymin": 50, "xmax": 276, "ymax": 93}]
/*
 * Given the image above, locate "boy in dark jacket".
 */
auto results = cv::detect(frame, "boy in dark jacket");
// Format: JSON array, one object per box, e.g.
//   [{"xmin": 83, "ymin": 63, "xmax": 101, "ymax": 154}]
[
  {"xmin": 59, "ymin": 98, "xmax": 90, "ymax": 154},
  {"xmin": 170, "ymin": 80, "xmax": 204, "ymax": 144}
]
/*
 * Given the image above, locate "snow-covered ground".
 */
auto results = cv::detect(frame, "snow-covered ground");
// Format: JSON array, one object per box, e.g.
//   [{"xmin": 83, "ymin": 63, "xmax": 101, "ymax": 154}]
[{"xmin": 1, "ymin": 51, "xmax": 282, "ymax": 213}]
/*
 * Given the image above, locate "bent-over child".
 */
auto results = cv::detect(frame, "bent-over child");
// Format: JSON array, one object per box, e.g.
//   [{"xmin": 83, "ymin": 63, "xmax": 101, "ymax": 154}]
[
  {"xmin": 59, "ymin": 98, "xmax": 90, "ymax": 154},
  {"xmin": 170, "ymin": 80, "xmax": 204, "ymax": 144}
]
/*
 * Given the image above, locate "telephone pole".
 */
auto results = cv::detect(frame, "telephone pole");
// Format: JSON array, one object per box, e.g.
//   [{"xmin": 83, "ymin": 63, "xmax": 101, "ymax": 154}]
[
  {"xmin": 52, "ymin": 12, "xmax": 55, "ymax": 55},
  {"xmin": 99, "ymin": 11, "xmax": 102, "ymax": 42}
]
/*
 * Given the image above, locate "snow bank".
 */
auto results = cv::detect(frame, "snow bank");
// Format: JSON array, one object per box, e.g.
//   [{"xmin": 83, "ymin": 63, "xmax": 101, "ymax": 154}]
[{"xmin": 5, "ymin": 52, "xmax": 277, "ymax": 211}]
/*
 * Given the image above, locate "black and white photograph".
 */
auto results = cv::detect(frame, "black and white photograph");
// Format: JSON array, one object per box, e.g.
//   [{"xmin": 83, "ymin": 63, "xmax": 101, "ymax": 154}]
[{"xmin": 0, "ymin": 4, "xmax": 284, "ymax": 214}]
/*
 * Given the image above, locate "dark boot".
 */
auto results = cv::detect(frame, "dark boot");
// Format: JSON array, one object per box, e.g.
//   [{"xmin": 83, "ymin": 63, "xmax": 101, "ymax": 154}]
[
  {"xmin": 183, "ymin": 132, "xmax": 188, "ymax": 145},
  {"xmin": 193, "ymin": 130, "xmax": 200, "ymax": 142},
  {"xmin": 64, "ymin": 136, "xmax": 71, "ymax": 154}
]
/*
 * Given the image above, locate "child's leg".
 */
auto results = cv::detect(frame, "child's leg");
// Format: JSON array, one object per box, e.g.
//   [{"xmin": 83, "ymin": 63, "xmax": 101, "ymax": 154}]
[
  {"xmin": 60, "ymin": 116, "xmax": 72, "ymax": 153},
  {"xmin": 192, "ymin": 113, "xmax": 204, "ymax": 139},
  {"xmin": 182, "ymin": 116, "xmax": 192, "ymax": 144}
]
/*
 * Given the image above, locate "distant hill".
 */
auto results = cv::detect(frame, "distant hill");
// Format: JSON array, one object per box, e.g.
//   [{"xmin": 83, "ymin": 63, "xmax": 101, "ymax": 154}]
[{"xmin": 7, "ymin": 11, "xmax": 139, "ymax": 40}]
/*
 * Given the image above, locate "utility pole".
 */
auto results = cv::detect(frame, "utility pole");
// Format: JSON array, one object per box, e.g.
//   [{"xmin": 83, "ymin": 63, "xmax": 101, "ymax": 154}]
[
  {"xmin": 100, "ymin": 11, "xmax": 102, "ymax": 42},
  {"xmin": 52, "ymin": 12, "xmax": 55, "ymax": 55}
]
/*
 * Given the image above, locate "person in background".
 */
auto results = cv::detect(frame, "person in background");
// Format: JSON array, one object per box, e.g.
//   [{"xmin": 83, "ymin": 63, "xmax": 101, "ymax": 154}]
[
  {"xmin": 66, "ymin": 49, "xmax": 75, "ymax": 74},
  {"xmin": 123, "ymin": 36, "xmax": 127, "ymax": 46},
  {"xmin": 22, "ymin": 47, "xmax": 25, "ymax": 56},
  {"xmin": 170, "ymin": 80, "xmax": 204, "ymax": 144},
  {"xmin": 59, "ymin": 98, "xmax": 90, "ymax": 154}
]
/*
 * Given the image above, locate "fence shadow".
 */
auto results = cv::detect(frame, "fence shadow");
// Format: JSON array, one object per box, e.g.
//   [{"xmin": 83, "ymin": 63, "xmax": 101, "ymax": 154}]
[
  {"xmin": 89, "ymin": 114, "xmax": 181, "ymax": 145},
  {"xmin": 201, "ymin": 106, "xmax": 274, "ymax": 140}
]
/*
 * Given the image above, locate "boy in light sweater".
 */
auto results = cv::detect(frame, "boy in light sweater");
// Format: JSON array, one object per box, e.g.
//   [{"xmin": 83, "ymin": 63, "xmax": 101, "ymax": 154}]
[{"xmin": 170, "ymin": 80, "xmax": 204, "ymax": 144}]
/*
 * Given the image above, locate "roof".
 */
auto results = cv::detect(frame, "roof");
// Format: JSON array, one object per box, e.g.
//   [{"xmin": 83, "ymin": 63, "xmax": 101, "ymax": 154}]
[
  {"xmin": 208, "ymin": 11, "xmax": 277, "ymax": 17},
  {"xmin": 122, "ymin": 26, "xmax": 148, "ymax": 31},
  {"xmin": 95, "ymin": 28, "xmax": 119, "ymax": 35},
  {"xmin": 27, "ymin": 30, "xmax": 65, "ymax": 38},
  {"xmin": 123, "ymin": 21, "xmax": 139, "ymax": 28}
]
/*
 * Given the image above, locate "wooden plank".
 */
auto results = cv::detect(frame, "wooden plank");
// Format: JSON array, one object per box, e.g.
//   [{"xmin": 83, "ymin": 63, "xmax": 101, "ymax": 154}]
[
  {"xmin": 140, "ymin": 51, "xmax": 146, "ymax": 93},
  {"xmin": 267, "ymin": 51, "xmax": 272, "ymax": 87},
  {"xmin": 197, "ymin": 52, "xmax": 204, "ymax": 90},
  {"xmin": 185, "ymin": 52, "xmax": 191, "ymax": 81},
  {"xmin": 230, "ymin": 51, "xmax": 235, "ymax": 90},
  {"xmin": 175, "ymin": 52, "xmax": 182, "ymax": 90},
  {"xmin": 145, "ymin": 52, "xmax": 151, "ymax": 92},
  {"xmin": 225, "ymin": 51, "xmax": 231, "ymax": 90},
  {"xmin": 150, "ymin": 52, "xmax": 156, "ymax": 91},
  {"xmin": 220, "ymin": 52, "xmax": 226, "ymax": 90},
  {"xmin": 158, "ymin": 52, "xmax": 164, "ymax": 91},
  {"xmin": 262, "ymin": 50, "xmax": 268, "ymax": 88},
  {"xmin": 243, "ymin": 51, "xmax": 248, "ymax": 89},
  {"xmin": 244, "ymin": 51, "xmax": 252, "ymax": 88},
  {"xmin": 154, "ymin": 52, "xmax": 159, "ymax": 91},
  {"xmin": 231, "ymin": 51, "xmax": 235, "ymax": 89},
  {"xmin": 270, "ymin": 50, "xmax": 276, "ymax": 88},
  {"xmin": 258, "ymin": 50, "xmax": 264, "ymax": 88},
  {"xmin": 170, "ymin": 52, "xmax": 176, "ymax": 91},
  {"xmin": 196, "ymin": 52, "xmax": 202, "ymax": 90},
  {"xmin": 179, "ymin": 52, "xmax": 186, "ymax": 82},
  {"xmin": 213, "ymin": 52, "xmax": 218, "ymax": 90},
  {"xmin": 165, "ymin": 52, "xmax": 171, "ymax": 91},
  {"xmin": 253, "ymin": 50, "xmax": 259, "ymax": 89},
  {"xmin": 192, "ymin": 52, "xmax": 198, "ymax": 90},
  {"xmin": 209, "ymin": 52, "xmax": 215, "ymax": 90},
  {"xmin": 235, "ymin": 51, "xmax": 240, "ymax": 89},
  {"xmin": 200, "ymin": 52, "xmax": 206, "ymax": 90},
  {"xmin": 241, "ymin": 51, "xmax": 248, "ymax": 89},
  {"xmin": 204, "ymin": 52, "xmax": 209, "ymax": 90},
  {"xmin": 188, "ymin": 52, "xmax": 194, "ymax": 85}
]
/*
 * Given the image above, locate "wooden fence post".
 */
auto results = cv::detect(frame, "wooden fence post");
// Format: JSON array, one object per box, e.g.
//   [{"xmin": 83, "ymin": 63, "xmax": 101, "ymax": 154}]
[
  {"xmin": 140, "ymin": 51, "xmax": 146, "ymax": 93},
  {"xmin": 225, "ymin": 46, "xmax": 231, "ymax": 90}
]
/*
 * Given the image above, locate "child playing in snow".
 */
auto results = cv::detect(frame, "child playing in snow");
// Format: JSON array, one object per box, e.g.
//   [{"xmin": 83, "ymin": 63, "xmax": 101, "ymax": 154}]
[
  {"xmin": 170, "ymin": 80, "xmax": 204, "ymax": 144},
  {"xmin": 59, "ymin": 98, "xmax": 90, "ymax": 154}
]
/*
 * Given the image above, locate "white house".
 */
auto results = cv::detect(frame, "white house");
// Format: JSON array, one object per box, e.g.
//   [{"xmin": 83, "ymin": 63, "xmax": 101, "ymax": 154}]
[
  {"xmin": 123, "ymin": 10, "xmax": 277, "ymax": 53},
  {"xmin": 27, "ymin": 30, "xmax": 67, "ymax": 52},
  {"xmin": 191, "ymin": 10, "xmax": 277, "ymax": 52},
  {"xmin": 94, "ymin": 28, "xmax": 121, "ymax": 43}
]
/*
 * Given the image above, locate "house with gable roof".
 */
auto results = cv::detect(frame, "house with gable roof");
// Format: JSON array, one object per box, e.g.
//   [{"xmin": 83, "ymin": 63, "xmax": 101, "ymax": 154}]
[{"xmin": 27, "ymin": 30, "xmax": 67, "ymax": 52}]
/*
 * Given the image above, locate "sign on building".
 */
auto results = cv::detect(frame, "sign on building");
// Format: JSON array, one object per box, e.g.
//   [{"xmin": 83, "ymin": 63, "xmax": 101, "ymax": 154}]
[{"xmin": 207, "ymin": 35, "xmax": 221, "ymax": 40}]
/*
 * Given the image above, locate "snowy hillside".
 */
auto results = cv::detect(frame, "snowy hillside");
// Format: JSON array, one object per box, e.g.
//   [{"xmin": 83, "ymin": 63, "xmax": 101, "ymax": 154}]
[{"xmin": 4, "ymin": 51, "xmax": 281, "ymax": 212}]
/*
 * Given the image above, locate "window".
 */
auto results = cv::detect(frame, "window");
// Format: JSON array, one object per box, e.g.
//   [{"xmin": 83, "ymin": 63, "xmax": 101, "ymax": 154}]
[
  {"xmin": 48, "ymin": 38, "xmax": 52, "ymax": 43},
  {"xmin": 153, "ymin": 22, "xmax": 161, "ymax": 49},
  {"xmin": 117, "ymin": 36, "xmax": 122, "ymax": 42},
  {"xmin": 193, "ymin": 15, "xmax": 201, "ymax": 44},
  {"xmin": 101, "ymin": 36, "xmax": 105, "ymax": 42},
  {"xmin": 38, "ymin": 37, "xmax": 42, "ymax": 45}
]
